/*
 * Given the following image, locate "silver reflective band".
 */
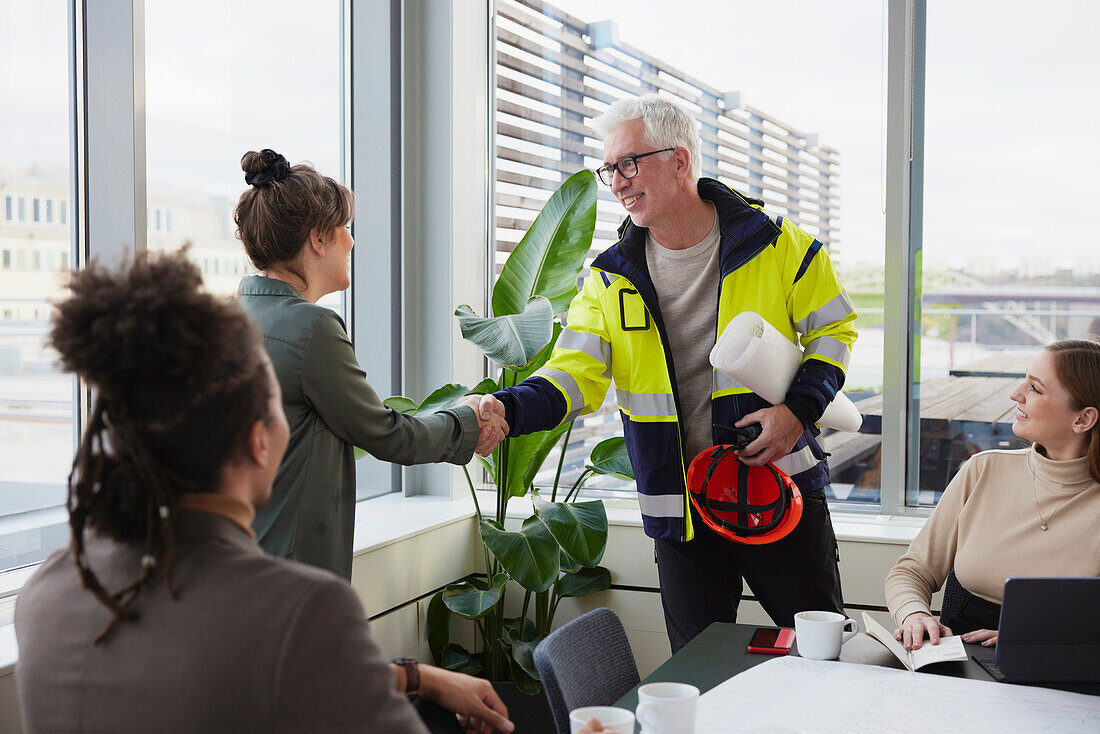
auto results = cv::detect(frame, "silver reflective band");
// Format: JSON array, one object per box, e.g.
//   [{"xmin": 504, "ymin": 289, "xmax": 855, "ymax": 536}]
[
  {"xmin": 773, "ymin": 445, "xmax": 821, "ymax": 476},
  {"xmin": 804, "ymin": 335, "xmax": 851, "ymax": 370},
  {"xmin": 616, "ymin": 389, "xmax": 676, "ymax": 418},
  {"xmin": 713, "ymin": 370, "xmax": 746, "ymax": 392},
  {"xmin": 557, "ymin": 328, "xmax": 611, "ymax": 366},
  {"xmin": 536, "ymin": 368, "xmax": 585, "ymax": 415},
  {"xmin": 795, "ymin": 291, "xmax": 855, "ymax": 335},
  {"xmin": 637, "ymin": 492, "xmax": 684, "ymax": 518}
]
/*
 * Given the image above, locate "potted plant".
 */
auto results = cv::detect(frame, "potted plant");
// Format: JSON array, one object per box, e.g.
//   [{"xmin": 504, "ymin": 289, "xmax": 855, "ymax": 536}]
[{"xmin": 383, "ymin": 171, "xmax": 633, "ymax": 705}]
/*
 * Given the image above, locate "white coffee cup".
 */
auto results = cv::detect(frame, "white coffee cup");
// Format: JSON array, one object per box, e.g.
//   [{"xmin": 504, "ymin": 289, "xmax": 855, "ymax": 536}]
[
  {"xmin": 569, "ymin": 705, "xmax": 635, "ymax": 734},
  {"xmin": 794, "ymin": 610, "xmax": 859, "ymax": 660},
  {"xmin": 635, "ymin": 681, "xmax": 699, "ymax": 734}
]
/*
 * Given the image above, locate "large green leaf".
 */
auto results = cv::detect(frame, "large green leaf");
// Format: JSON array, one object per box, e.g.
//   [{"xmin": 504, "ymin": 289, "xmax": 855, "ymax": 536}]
[
  {"xmin": 467, "ymin": 377, "xmax": 499, "ymax": 395},
  {"xmin": 426, "ymin": 591, "xmax": 451, "ymax": 664},
  {"xmin": 456, "ymin": 298, "xmax": 554, "ymax": 369},
  {"xmin": 492, "ymin": 169, "xmax": 597, "ymax": 317},
  {"xmin": 532, "ymin": 497, "xmax": 608, "ymax": 567},
  {"xmin": 510, "ymin": 321, "xmax": 563, "ymax": 384},
  {"xmin": 440, "ymin": 643, "xmax": 483, "ymax": 675},
  {"xmin": 509, "ymin": 652, "xmax": 541, "ymax": 695},
  {"xmin": 480, "ymin": 519, "xmax": 559, "ymax": 592},
  {"xmin": 503, "ymin": 616, "xmax": 537, "ymax": 643},
  {"xmin": 441, "ymin": 573, "xmax": 507, "ymax": 619},
  {"xmin": 509, "ymin": 633, "xmax": 547, "ymax": 682},
  {"xmin": 557, "ymin": 565, "xmax": 612, "ymax": 598},
  {"xmin": 586, "ymin": 436, "xmax": 635, "ymax": 480},
  {"xmin": 499, "ymin": 422, "xmax": 572, "ymax": 499}
]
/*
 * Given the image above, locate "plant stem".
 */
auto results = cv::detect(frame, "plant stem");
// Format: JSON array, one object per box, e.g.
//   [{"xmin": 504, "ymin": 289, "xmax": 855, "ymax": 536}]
[
  {"xmin": 550, "ymin": 421, "xmax": 574, "ymax": 502},
  {"xmin": 521, "ymin": 589, "xmax": 532, "ymax": 626},
  {"xmin": 463, "ymin": 465, "xmax": 482, "ymax": 523},
  {"xmin": 563, "ymin": 468, "xmax": 594, "ymax": 504}
]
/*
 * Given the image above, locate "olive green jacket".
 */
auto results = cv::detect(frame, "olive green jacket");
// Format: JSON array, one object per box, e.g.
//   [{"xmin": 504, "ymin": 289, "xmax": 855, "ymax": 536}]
[{"xmin": 238, "ymin": 276, "xmax": 479, "ymax": 579}]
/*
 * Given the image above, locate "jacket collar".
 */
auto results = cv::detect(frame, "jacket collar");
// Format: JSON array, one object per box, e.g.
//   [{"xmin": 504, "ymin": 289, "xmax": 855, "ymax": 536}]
[
  {"xmin": 175, "ymin": 509, "xmax": 263, "ymax": 555},
  {"xmin": 593, "ymin": 178, "xmax": 781, "ymax": 280},
  {"xmin": 237, "ymin": 274, "xmax": 305, "ymax": 300}
]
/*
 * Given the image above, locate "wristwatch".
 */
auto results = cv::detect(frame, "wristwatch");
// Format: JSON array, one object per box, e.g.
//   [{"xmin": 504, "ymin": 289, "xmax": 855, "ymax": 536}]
[{"xmin": 393, "ymin": 658, "xmax": 420, "ymax": 702}]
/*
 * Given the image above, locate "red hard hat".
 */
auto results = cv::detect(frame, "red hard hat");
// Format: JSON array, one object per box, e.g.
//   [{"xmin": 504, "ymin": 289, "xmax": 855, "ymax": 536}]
[{"xmin": 686, "ymin": 446, "xmax": 803, "ymax": 545}]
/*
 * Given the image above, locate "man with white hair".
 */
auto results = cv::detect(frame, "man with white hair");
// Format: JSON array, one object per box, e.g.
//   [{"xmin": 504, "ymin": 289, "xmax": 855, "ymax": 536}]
[{"xmin": 491, "ymin": 94, "xmax": 858, "ymax": 651}]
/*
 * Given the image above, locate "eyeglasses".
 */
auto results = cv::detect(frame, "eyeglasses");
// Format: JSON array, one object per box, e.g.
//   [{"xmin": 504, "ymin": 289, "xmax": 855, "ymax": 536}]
[{"xmin": 595, "ymin": 148, "xmax": 676, "ymax": 186}]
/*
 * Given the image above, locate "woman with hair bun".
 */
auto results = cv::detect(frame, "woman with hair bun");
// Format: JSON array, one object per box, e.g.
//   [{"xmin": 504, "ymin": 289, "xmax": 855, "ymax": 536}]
[
  {"xmin": 14, "ymin": 250, "xmax": 512, "ymax": 734},
  {"xmin": 886, "ymin": 339, "xmax": 1100, "ymax": 651},
  {"xmin": 235, "ymin": 149, "xmax": 507, "ymax": 579}
]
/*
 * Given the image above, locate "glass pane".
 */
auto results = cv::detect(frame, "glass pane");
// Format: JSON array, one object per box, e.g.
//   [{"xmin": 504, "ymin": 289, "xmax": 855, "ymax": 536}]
[
  {"xmin": 914, "ymin": 1, "xmax": 1100, "ymax": 507},
  {"xmin": 0, "ymin": 1, "xmax": 74, "ymax": 569},
  {"xmin": 495, "ymin": 0, "xmax": 885, "ymax": 504},
  {"xmin": 145, "ymin": 0, "xmax": 344, "ymax": 313}
]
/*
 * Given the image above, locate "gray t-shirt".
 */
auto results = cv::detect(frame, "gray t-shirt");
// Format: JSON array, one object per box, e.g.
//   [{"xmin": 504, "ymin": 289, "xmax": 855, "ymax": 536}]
[{"xmin": 645, "ymin": 207, "xmax": 721, "ymax": 465}]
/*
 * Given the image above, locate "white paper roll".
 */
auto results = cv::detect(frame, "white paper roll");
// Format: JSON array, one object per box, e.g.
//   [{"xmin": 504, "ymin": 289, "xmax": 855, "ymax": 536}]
[{"xmin": 709, "ymin": 311, "xmax": 863, "ymax": 433}]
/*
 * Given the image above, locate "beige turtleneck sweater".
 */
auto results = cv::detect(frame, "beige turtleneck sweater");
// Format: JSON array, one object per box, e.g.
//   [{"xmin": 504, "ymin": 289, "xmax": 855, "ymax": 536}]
[{"xmin": 885, "ymin": 446, "xmax": 1100, "ymax": 626}]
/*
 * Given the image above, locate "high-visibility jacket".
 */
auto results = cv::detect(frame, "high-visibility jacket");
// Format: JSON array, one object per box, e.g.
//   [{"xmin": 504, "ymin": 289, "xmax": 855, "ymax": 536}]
[{"xmin": 498, "ymin": 178, "xmax": 857, "ymax": 542}]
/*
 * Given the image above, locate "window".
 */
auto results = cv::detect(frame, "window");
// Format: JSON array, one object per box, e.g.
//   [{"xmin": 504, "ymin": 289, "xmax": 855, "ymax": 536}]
[
  {"xmin": 45, "ymin": 198, "xmax": 52, "ymax": 223},
  {"xmin": 145, "ymin": 1, "xmax": 345, "ymax": 309},
  {"xmin": 58, "ymin": 199, "xmax": 66, "ymax": 224},
  {"xmin": 494, "ymin": 0, "xmax": 884, "ymax": 504},
  {"xmin": 907, "ymin": 1, "xmax": 1100, "ymax": 507},
  {"xmin": 0, "ymin": 0, "xmax": 74, "ymax": 570}
]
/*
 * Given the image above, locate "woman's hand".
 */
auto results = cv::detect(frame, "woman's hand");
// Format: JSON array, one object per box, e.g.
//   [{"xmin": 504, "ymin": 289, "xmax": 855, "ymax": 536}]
[
  {"xmin": 960, "ymin": 628, "xmax": 998, "ymax": 647},
  {"xmin": 894, "ymin": 612, "xmax": 953, "ymax": 651},
  {"xmin": 419, "ymin": 664, "xmax": 513, "ymax": 734}
]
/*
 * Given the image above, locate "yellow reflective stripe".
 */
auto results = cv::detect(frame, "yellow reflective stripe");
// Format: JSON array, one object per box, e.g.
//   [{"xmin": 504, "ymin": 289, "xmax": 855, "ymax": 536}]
[
  {"xmin": 795, "ymin": 291, "xmax": 855, "ymax": 334},
  {"xmin": 616, "ymin": 389, "xmax": 676, "ymax": 418},
  {"xmin": 637, "ymin": 493, "xmax": 685, "ymax": 518},
  {"xmin": 557, "ymin": 328, "xmax": 610, "ymax": 367},
  {"xmin": 804, "ymin": 335, "xmax": 851, "ymax": 371},
  {"xmin": 536, "ymin": 368, "xmax": 585, "ymax": 420},
  {"xmin": 773, "ymin": 445, "xmax": 821, "ymax": 476}
]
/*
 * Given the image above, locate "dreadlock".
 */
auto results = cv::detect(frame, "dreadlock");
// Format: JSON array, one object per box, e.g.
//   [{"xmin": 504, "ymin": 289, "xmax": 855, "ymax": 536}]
[{"xmin": 50, "ymin": 249, "xmax": 271, "ymax": 643}]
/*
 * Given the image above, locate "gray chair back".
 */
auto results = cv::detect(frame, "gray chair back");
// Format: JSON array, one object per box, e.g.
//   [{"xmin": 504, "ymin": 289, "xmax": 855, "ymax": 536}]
[
  {"xmin": 939, "ymin": 569, "xmax": 967, "ymax": 626},
  {"xmin": 533, "ymin": 608, "xmax": 641, "ymax": 734}
]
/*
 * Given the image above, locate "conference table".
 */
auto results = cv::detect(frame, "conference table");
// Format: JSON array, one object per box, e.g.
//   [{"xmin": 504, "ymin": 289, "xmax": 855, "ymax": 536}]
[{"xmin": 615, "ymin": 622, "xmax": 1100, "ymax": 713}]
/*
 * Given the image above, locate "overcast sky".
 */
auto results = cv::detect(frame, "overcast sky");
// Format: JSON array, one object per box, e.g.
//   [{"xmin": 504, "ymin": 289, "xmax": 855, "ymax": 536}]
[{"xmin": 3, "ymin": 1, "xmax": 1097, "ymax": 267}]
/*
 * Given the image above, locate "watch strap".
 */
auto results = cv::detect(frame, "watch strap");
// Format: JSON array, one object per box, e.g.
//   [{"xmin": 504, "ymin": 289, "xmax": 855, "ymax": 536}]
[{"xmin": 392, "ymin": 658, "xmax": 419, "ymax": 702}]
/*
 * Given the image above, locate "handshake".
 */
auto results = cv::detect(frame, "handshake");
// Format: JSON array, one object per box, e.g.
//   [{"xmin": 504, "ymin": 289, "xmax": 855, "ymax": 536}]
[{"xmin": 461, "ymin": 394, "xmax": 510, "ymax": 457}]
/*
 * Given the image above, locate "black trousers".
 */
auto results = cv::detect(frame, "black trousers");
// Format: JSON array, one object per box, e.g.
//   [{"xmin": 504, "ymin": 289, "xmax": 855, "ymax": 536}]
[{"xmin": 655, "ymin": 490, "xmax": 845, "ymax": 653}]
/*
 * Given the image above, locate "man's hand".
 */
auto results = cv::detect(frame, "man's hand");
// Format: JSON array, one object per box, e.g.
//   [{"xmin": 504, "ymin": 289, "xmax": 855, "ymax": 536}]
[
  {"xmin": 735, "ymin": 404, "xmax": 804, "ymax": 466},
  {"xmin": 893, "ymin": 611, "xmax": 953, "ymax": 650},
  {"xmin": 462, "ymin": 394, "xmax": 509, "ymax": 457},
  {"xmin": 419, "ymin": 664, "xmax": 514, "ymax": 734},
  {"xmin": 960, "ymin": 628, "xmax": 998, "ymax": 647}
]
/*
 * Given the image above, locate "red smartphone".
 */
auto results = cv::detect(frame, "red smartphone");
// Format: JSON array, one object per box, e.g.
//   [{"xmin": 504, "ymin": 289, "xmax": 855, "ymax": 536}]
[{"xmin": 747, "ymin": 627, "xmax": 795, "ymax": 655}]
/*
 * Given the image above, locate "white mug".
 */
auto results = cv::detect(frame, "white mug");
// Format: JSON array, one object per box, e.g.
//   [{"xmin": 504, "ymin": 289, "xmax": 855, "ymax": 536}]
[
  {"xmin": 794, "ymin": 610, "xmax": 859, "ymax": 660},
  {"xmin": 635, "ymin": 682, "xmax": 699, "ymax": 734},
  {"xmin": 569, "ymin": 705, "xmax": 635, "ymax": 734}
]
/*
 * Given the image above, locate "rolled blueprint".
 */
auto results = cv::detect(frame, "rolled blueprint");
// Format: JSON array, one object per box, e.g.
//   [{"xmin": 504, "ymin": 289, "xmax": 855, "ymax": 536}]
[{"xmin": 709, "ymin": 311, "xmax": 863, "ymax": 433}]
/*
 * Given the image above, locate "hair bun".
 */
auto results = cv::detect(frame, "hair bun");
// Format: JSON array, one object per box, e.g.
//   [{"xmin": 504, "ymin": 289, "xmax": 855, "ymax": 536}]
[{"xmin": 242, "ymin": 149, "xmax": 290, "ymax": 187}]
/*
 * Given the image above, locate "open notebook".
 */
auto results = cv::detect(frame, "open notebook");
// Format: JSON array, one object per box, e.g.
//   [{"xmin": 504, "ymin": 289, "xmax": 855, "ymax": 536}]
[{"xmin": 863, "ymin": 612, "xmax": 967, "ymax": 671}]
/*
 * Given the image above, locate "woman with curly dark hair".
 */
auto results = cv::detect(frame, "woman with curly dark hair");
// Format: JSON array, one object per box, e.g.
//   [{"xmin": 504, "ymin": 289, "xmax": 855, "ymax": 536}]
[
  {"xmin": 234, "ymin": 149, "xmax": 507, "ymax": 579},
  {"xmin": 13, "ymin": 250, "xmax": 511, "ymax": 734}
]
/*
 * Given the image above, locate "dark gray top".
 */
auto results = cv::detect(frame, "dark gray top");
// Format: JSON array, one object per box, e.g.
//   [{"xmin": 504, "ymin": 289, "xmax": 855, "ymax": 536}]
[
  {"xmin": 15, "ymin": 511, "xmax": 430, "ymax": 734},
  {"xmin": 238, "ymin": 276, "xmax": 479, "ymax": 578}
]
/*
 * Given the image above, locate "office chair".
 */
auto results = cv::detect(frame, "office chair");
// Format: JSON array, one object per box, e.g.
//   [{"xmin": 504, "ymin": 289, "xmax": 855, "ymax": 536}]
[
  {"xmin": 938, "ymin": 569, "xmax": 967, "ymax": 627},
  {"xmin": 533, "ymin": 607, "xmax": 641, "ymax": 734}
]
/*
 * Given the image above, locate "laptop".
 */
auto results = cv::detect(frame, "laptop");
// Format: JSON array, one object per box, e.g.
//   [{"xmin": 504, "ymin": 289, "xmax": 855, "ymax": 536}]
[{"xmin": 972, "ymin": 577, "xmax": 1100, "ymax": 684}]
